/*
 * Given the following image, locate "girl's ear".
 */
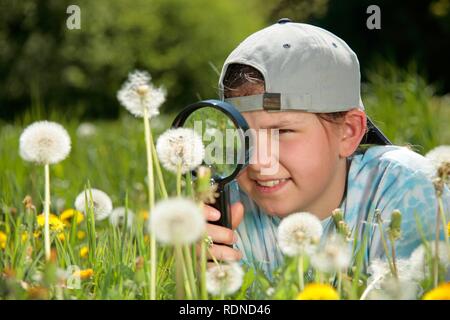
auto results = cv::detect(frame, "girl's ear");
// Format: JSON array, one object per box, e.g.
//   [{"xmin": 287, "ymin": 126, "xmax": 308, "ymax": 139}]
[{"xmin": 339, "ymin": 108, "xmax": 367, "ymax": 157}]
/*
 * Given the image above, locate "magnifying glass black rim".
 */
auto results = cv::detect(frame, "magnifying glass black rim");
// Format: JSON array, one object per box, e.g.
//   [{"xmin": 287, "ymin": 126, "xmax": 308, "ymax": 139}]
[{"xmin": 171, "ymin": 99, "xmax": 250, "ymax": 185}]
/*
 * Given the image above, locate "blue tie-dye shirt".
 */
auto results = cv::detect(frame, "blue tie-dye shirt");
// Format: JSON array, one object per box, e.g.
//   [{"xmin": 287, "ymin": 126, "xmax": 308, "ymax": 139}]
[{"xmin": 229, "ymin": 145, "xmax": 450, "ymax": 276}]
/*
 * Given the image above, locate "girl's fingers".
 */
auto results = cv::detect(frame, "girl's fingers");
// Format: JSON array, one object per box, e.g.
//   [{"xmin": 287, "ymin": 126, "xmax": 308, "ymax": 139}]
[
  {"xmin": 207, "ymin": 244, "xmax": 242, "ymax": 262},
  {"xmin": 206, "ymin": 223, "xmax": 237, "ymax": 245},
  {"xmin": 203, "ymin": 205, "xmax": 220, "ymax": 222}
]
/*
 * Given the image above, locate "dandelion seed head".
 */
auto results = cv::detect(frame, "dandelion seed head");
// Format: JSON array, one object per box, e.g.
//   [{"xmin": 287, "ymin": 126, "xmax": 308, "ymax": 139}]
[
  {"xmin": 277, "ymin": 212, "xmax": 323, "ymax": 257},
  {"xmin": 117, "ymin": 70, "xmax": 166, "ymax": 118},
  {"xmin": 365, "ymin": 258, "xmax": 422, "ymax": 300},
  {"xmin": 425, "ymin": 145, "xmax": 450, "ymax": 171},
  {"xmin": 74, "ymin": 189, "xmax": 113, "ymax": 221},
  {"xmin": 206, "ymin": 263, "xmax": 244, "ymax": 296},
  {"xmin": 148, "ymin": 197, "xmax": 205, "ymax": 245},
  {"xmin": 109, "ymin": 207, "xmax": 134, "ymax": 229},
  {"xmin": 310, "ymin": 234, "xmax": 351, "ymax": 273},
  {"xmin": 156, "ymin": 128, "xmax": 205, "ymax": 174},
  {"xmin": 409, "ymin": 241, "xmax": 450, "ymax": 280},
  {"xmin": 76, "ymin": 123, "xmax": 97, "ymax": 138},
  {"xmin": 19, "ymin": 121, "xmax": 71, "ymax": 165}
]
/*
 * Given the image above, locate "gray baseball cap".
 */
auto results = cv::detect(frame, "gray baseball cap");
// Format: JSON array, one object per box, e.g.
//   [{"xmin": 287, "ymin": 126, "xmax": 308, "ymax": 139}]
[{"xmin": 218, "ymin": 19, "xmax": 390, "ymax": 145}]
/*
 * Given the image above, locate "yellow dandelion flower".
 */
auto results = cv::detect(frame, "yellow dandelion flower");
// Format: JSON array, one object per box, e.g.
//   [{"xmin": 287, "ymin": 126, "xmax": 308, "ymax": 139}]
[
  {"xmin": 0, "ymin": 231, "xmax": 7, "ymax": 249},
  {"xmin": 447, "ymin": 222, "xmax": 450, "ymax": 237},
  {"xmin": 139, "ymin": 210, "xmax": 149, "ymax": 221},
  {"xmin": 60, "ymin": 209, "xmax": 84, "ymax": 225},
  {"xmin": 57, "ymin": 233, "xmax": 65, "ymax": 241},
  {"xmin": 79, "ymin": 246, "xmax": 89, "ymax": 258},
  {"xmin": 296, "ymin": 283, "xmax": 340, "ymax": 300},
  {"xmin": 72, "ymin": 268, "xmax": 94, "ymax": 280},
  {"xmin": 77, "ymin": 230, "xmax": 86, "ymax": 240},
  {"xmin": 21, "ymin": 232, "xmax": 28, "ymax": 243},
  {"xmin": 423, "ymin": 282, "xmax": 450, "ymax": 300},
  {"xmin": 37, "ymin": 213, "xmax": 65, "ymax": 232},
  {"xmin": 33, "ymin": 230, "xmax": 41, "ymax": 238}
]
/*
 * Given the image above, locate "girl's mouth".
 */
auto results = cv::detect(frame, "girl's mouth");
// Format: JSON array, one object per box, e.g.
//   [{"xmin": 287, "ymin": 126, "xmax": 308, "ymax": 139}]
[{"xmin": 254, "ymin": 178, "xmax": 291, "ymax": 193}]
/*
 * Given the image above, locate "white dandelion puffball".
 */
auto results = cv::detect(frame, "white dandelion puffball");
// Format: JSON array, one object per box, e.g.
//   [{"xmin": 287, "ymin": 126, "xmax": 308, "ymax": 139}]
[
  {"xmin": 74, "ymin": 189, "xmax": 113, "ymax": 221},
  {"xmin": 206, "ymin": 263, "xmax": 244, "ymax": 296},
  {"xmin": 310, "ymin": 234, "xmax": 352, "ymax": 273},
  {"xmin": 148, "ymin": 197, "xmax": 205, "ymax": 245},
  {"xmin": 109, "ymin": 207, "xmax": 134, "ymax": 229},
  {"xmin": 117, "ymin": 70, "xmax": 166, "ymax": 118},
  {"xmin": 366, "ymin": 259, "xmax": 421, "ymax": 300},
  {"xmin": 409, "ymin": 241, "xmax": 450, "ymax": 280},
  {"xmin": 277, "ymin": 212, "xmax": 323, "ymax": 257},
  {"xmin": 156, "ymin": 128, "xmax": 205, "ymax": 174},
  {"xmin": 367, "ymin": 259, "xmax": 421, "ymax": 285},
  {"xmin": 19, "ymin": 121, "xmax": 71, "ymax": 165},
  {"xmin": 425, "ymin": 145, "xmax": 450, "ymax": 169},
  {"xmin": 76, "ymin": 122, "xmax": 97, "ymax": 138}
]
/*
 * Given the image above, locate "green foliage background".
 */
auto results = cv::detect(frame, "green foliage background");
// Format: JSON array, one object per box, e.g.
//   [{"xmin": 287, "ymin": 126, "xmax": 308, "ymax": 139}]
[{"xmin": 1, "ymin": 0, "xmax": 450, "ymax": 120}]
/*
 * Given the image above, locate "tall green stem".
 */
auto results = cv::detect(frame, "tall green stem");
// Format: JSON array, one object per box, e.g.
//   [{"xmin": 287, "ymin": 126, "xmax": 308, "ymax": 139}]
[
  {"xmin": 176, "ymin": 162, "xmax": 182, "ymax": 197},
  {"xmin": 143, "ymin": 109, "xmax": 157, "ymax": 300},
  {"xmin": 200, "ymin": 237, "xmax": 208, "ymax": 300},
  {"xmin": 183, "ymin": 245, "xmax": 198, "ymax": 298},
  {"xmin": 376, "ymin": 215, "xmax": 396, "ymax": 277},
  {"xmin": 149, "ymin": 131, "xmax": 168, "ymax": 198},
  {"xmin": 44, "ymin": 164, "xmax": 51, "ymax": 261},
  {"xmin": 298, "ymin": 254, "xmax": 304, "ymax": 291}
]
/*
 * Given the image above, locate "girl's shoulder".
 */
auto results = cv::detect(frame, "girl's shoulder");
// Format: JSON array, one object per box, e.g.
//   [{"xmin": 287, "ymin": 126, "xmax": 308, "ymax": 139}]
[{"xmin": 350, "ymin": 145, "xmax": 436, "ymax": 180}]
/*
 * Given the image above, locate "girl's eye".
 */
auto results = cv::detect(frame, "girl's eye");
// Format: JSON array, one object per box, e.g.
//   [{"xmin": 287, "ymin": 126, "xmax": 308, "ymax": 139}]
[{"xmin": 279, "ymin": 129, "xmax": 293, "ymax": 134}]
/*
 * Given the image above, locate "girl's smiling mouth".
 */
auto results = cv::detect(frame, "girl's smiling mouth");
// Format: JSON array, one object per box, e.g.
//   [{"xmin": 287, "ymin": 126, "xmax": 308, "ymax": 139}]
[{"xmin": 254, "ymin": 178, "xmax": 291, "ymax": 193}]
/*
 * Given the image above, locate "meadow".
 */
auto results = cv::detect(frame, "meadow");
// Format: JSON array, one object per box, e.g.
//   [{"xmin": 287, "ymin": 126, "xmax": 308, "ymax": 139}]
[{"xmin": 0, "ymin": 66, "xmax": 449, "ymax": 300}]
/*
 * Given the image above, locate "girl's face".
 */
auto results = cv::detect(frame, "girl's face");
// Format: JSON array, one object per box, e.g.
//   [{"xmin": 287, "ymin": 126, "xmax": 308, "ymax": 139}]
[{"xmin": 231, "ymin": 84, "xmax": 352, "ymax": 220}]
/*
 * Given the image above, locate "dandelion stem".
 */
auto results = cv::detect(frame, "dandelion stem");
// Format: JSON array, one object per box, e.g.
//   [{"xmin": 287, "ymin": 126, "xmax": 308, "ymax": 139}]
[
  {"xmin": 200, "ymin": 236, "xmax": 208, "ymax": 300},
  {"xmin": 389, "ymin": 235, "xmax": 398, "ymax": 276},
  {"xmin": 438, "ymin": 196, "xmax": 449, "ymax": 249},
  {"xmin": 434, "ymin": 199, "xmax": 440, "ymax": 288},
  {"xmin": 298, "ymin": 254, "xmax": 304, "ymax": 291},
  {"xmin": 337, "ymin": 271, "xmax": 342, "ymax": 298},
  {"xmin": 176, "ymin": 162, "xmax": 182, "ymax": 197},
  {"xmin": 44, "ymin": 163, "xmax": 51, "ymax": 261},
  {"xmin": 183, "ymin": 245, "xmax": 198, "ymax": 298},
  {"xmin": 143, "ymin": 108, "xmax": 157, "ymax": 300},
  {"xmin": 150, "ymin": 131, "xmax": 168, "ymax": 199},
  {"xmin": 376, "ymin": 214, "xmax": 396, "ymax": 277}
]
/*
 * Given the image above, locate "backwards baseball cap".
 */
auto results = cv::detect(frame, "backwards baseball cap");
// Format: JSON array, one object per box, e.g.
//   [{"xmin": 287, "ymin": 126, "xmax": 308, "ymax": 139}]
[{"xmin": 218, "ymin": 18, "xmax": 390, "ymax": 145}]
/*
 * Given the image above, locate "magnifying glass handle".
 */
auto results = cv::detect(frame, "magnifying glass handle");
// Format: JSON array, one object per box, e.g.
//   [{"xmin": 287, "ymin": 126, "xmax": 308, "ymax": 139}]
[{"xmin": 210, "ymin": 183, "xmax": 233, "ymax": 244}]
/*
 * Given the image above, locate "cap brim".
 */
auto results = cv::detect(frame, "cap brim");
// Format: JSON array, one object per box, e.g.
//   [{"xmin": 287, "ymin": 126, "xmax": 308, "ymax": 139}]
[{"xmin": 362, "ymin": 116, "xmax": 391, "ymax": 145}]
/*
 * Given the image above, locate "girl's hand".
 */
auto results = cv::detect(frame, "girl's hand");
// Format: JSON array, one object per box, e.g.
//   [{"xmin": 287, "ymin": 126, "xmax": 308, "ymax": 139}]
[{"xmin": 199, "ymin": 202, "xmax": 244, "ymax": 262}]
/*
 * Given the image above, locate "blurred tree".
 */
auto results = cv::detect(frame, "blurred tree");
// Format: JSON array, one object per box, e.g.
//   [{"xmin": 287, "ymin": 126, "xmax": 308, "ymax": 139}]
[
  {"xmin": 266, "ymin": 0, "xmax": 450, "ymax": 95},
  {"xmin": 0, "ymin": 0, "xmax": 265, "ymax": 120}
]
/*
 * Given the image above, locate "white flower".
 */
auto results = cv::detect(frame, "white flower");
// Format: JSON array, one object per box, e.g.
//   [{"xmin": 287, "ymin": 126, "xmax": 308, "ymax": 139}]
[
  {"xmin": 19, "ymin": 121, "xmax": 71, "ymax": 165},
  {"xmin": 148, "ymin": 197, "xmax": 205, "ymax": 245},
  {"xmin": 310, "ymin": 234, "xmax": 352, "ymax": 273},
  {"xmin": 156, "ymin": 128, "xmax": 205, "ymax": 174},
  {"xmin": 364, "ymin": 259, "xmax": 422, "ymax": 300},
  {"xmin": 76, "ymin": 123, "xmax": 97, "ymax": 138},
  {"xmin": 409, "ymin": 241, "xmax": 450, "ymax": 280},
  {"xmin": 109, "ymin": 207, "xmax": 134, "ymax": 229},
  {"xmin": 74, "ymin": 188, "xmax": 113, "ymax": 221},
  {"xmin": 206, "ymin": 262, "xmax": 244, "ymax": 296},
  {"xmin": 425, "ymin": 145, "xmax": 450, "ymax": 170},
  {"xmin": 277, "ymin": 212, "xmax": 323, "ymax": 257},
  {"xmin": 117, "ymin": 70, "xmax": 166, "ymax": 118}
]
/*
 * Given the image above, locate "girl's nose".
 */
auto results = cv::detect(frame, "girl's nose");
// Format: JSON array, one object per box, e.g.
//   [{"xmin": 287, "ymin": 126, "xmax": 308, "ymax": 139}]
[{"xmin": 247, "ymin": 129, "xmax": 279, "ymax": 173}]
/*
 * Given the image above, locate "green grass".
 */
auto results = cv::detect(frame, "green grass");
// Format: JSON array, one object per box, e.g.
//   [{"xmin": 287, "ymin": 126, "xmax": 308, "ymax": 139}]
[{"xmin": 0, "ymin": 64, "xmax": 449, "ymax": 300}]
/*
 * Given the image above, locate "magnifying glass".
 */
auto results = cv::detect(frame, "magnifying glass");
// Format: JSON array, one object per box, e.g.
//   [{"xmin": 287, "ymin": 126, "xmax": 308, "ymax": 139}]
[{"xmin": 172, "ymin": 99, "xmax": 250, "ymax": 231}]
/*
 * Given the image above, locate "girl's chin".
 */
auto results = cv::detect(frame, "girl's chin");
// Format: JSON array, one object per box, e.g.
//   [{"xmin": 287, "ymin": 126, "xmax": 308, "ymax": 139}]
[{"xmin": 254, "ymin": 199, "xmax": 294, "ymax": 218}]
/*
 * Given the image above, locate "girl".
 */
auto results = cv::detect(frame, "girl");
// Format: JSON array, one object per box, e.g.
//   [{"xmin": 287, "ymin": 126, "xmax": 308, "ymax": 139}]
[{"xmin": 202, "ymin": 20, "xmax": 450, "ymax": 276}]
